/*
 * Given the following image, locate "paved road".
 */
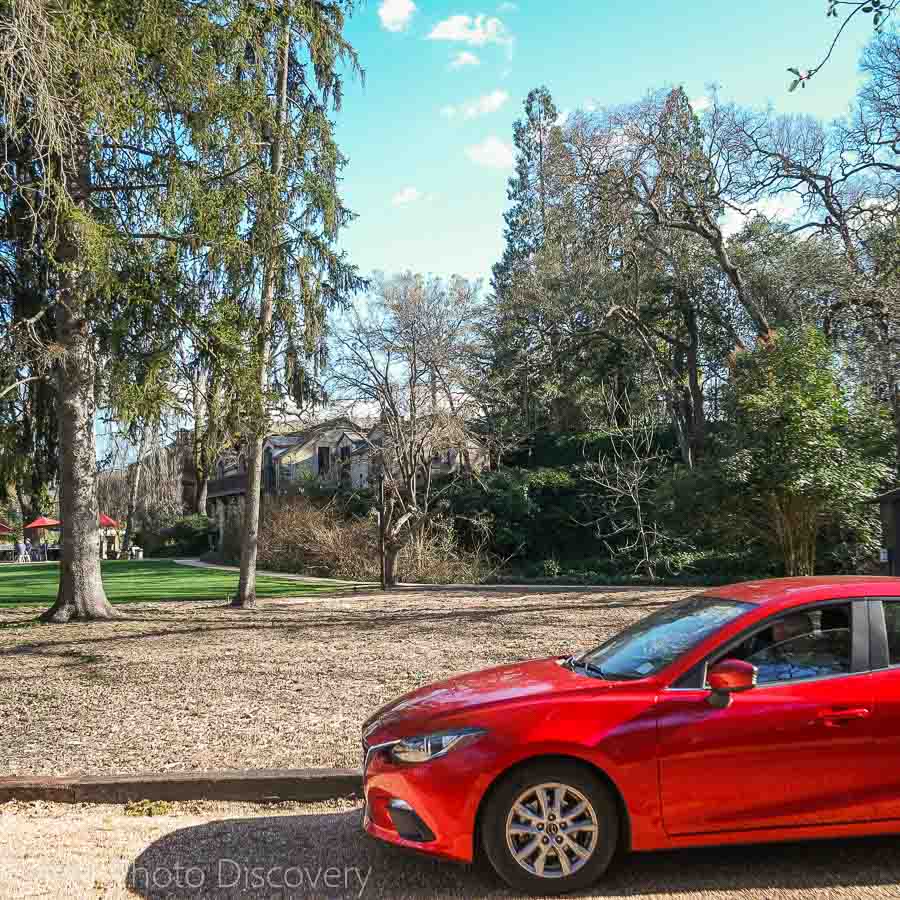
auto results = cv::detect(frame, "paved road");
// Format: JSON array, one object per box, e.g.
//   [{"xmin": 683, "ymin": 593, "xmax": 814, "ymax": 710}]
[
  {"xmin": 172, "ymin": 558, "xmax": 373, "ymax": 587},
  {"xmin": 4, "ymin": 800, "xmax": 900, "ymax": 899}
]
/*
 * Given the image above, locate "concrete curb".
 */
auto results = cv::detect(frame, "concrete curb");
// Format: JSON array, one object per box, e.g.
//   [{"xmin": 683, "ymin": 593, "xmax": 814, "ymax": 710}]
[{"xmin": 0, "ymin": 768, "xmax": 363, "ymax": 805}]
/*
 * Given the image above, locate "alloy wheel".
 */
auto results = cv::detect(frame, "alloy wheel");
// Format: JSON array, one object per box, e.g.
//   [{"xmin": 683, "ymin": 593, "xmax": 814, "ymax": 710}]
[{"xmin": 504, "ymin": 781, "xmax": 600, "ymax": 878}]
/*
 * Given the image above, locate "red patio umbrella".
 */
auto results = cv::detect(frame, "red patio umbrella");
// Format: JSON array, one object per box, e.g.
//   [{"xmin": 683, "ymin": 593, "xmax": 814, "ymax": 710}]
[
  {"xmin": 24, "ymin": 516, "xmax": 61, "ymax": 529},
  {"xmin": 99, "ymin": 513, "xmax": 119, "ymax": 528}
]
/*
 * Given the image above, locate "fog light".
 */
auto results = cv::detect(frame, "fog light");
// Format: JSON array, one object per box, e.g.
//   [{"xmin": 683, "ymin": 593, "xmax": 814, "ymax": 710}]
[{"xmin": 387, "ymin": 799, "xmax": 436, "ymax": 843}]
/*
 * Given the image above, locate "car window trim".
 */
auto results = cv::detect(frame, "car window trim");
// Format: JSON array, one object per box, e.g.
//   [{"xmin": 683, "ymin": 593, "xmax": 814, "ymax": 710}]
[
  {"xmin": 668, "ymin": 597, "xmax": 870, "ymax": 691},
  {"xmin": 869, "ymin": 598, "xmax": 893, "ymax": 670},
  {"xmin": 666, "ymin": 668, "xmax": 873, "ymax": 693}
]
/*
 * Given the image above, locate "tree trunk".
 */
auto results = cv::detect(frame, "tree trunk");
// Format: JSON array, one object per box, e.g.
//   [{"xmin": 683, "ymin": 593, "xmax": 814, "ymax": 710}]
[
  {"xmin": 194, "ymin": 475, "xmax": 208, "ymax": 516},
  {"xmin": 235, "ymin": 25, "xmax": 289, "ymax": 609},
  {"xmin": 41, "ymin": 256, "xmax": 116, "ymax": 622},
  {"xmin": 684, "ymin": 302, "xmax": 706, "ymax": 462},
  {"xmin": 384, "ymin": 541, "xmax": 399, "ymax": 588},
  {"xmin": 236, "ymin": 434, "xmax": 264, "ymax": 606},
  {"xmin": 16, "ymin": 484, "xmax": 41, "ymax": 526},
  {"xmin": 191, "ymin": 367, "xmax": 210, "ymax": 514},
  {"xmin": 123, "ymin": 424, "xmax": 151, "ymax": 554},
  {"xmin": 670, "ymin": 391, "xmax": 692, "ymax": 468}
]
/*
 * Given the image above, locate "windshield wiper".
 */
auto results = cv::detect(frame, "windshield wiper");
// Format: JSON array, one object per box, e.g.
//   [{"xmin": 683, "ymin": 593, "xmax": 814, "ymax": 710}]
[
  {"xmin": 583, "ymin": 661, "xmax": 607, "ymax": 679},
  {"xmin": 563, "ymin": 655, "xmax": 606, "ymax": 679}
]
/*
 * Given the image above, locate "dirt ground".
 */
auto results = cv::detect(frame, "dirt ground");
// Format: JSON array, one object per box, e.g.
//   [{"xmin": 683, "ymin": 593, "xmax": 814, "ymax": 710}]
[
  {"xmin": 5, "ymin": 589, "xmax": 900, "ymax": 899},
  {"xmin": 3, "ymin": 798, "xmax": 900, "ymax": 899},
  {"xmin": 0, "ymin": 587, "xmax": 687, "ymax": 777}
]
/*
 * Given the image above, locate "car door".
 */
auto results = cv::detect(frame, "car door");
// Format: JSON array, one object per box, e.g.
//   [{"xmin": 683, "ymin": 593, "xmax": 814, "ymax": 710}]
[
  {"xmin": 863, "ymin": 598, "xmax": 900, "ymax": 821},
  {"xmin": 656, "ymin": 600, "xmax": 874, "ymax": 836}
]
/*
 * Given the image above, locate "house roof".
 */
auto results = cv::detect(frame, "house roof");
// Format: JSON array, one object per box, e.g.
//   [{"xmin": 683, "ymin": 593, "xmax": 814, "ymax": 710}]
[{"xmin": 266, "ymin": 417, "xmax": 363, "ymax": 461}]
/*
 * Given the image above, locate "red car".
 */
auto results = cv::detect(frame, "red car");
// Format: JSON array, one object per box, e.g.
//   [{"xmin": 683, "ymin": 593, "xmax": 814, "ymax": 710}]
[{"xmin": 362, "ymin": 577, "xmax": 900, "ymax": 894}]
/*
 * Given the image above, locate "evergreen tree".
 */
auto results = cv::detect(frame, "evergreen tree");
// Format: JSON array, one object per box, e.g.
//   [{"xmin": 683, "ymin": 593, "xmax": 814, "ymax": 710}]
[
  {"xmin": 491, "ymin": 86, "xmax": 562, "ymax": 300},
  {"xmin": 0, "ymin": 0, "xmax": 361, "ymax": 620}
]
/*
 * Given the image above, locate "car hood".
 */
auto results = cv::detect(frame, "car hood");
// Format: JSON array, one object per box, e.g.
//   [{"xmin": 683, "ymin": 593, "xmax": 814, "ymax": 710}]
[{"xmin": 363, "ymin": 657, "xmax": 612, "ymax": 743}]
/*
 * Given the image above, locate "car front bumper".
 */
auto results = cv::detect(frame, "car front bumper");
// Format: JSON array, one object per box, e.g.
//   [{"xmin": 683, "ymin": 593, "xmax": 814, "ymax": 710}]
[{"xmin": 362, "ymin": 743, "xmax": 491, "ymax": 863}]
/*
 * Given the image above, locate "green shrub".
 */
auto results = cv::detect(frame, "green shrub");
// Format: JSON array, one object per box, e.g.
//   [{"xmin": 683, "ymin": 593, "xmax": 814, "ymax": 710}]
[{"xmin": 145, "ymin": 514, "xmax": 214, "ymax": 557}]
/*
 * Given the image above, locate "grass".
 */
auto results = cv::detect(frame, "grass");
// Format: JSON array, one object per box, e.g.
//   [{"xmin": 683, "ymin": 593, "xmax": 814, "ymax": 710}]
[{"xmin": 0, "ymin": 559, "xmax": 347, "ymax": 606}]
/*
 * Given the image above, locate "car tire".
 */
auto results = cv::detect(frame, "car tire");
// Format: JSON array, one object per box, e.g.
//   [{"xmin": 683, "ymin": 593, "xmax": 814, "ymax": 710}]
[{"xmin": 480, "ymin": 760, "xmax": 619, "ymax": 896}]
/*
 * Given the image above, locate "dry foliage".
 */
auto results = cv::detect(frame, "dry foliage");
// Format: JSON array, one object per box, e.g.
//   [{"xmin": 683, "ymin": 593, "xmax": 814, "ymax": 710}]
[
  {"xmin": 257, "ymin": 498, "xmax": 378, "ymax": 581},
  {"xmin": 254, "ymin": 497, "xmax": 497, "ymax": 584}
]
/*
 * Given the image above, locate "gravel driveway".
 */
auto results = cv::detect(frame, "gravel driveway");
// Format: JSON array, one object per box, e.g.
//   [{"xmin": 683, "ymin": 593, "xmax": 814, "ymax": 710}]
[
  {"xmin": 3, "ymin": 799, "xmax": 900, "ymax": 899},
  {"xmin": 0, "ymin": 587, "xmax": 686, "ymax": 777}
]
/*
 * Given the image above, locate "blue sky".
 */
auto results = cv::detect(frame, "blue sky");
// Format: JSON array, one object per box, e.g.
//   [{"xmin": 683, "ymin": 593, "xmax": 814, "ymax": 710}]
[{"xmin": 334, "ymin": 1, "xmax": 879, "ymax": 286}]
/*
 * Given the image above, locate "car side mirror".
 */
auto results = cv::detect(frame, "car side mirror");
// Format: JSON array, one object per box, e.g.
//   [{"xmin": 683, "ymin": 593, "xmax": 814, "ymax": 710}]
[{"xmin": 707, "ymin": 659, "xmax": 757, "ymax": 708}]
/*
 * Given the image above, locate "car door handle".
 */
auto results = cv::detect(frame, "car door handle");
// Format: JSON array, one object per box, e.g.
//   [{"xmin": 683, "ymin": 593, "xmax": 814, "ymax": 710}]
[{"xmin": 817, "ymin": 707, "xmax": 871, "ymax": 727}]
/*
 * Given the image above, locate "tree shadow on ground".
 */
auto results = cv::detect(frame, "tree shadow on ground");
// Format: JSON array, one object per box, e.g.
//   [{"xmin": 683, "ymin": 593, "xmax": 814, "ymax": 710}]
[
  {"xmin": 126, "ymin": 806, "xmax": 900, "ymax": 899},
  {"xmin": 0, "ymin": 597, "xmax": 673, "ymax": 659}
]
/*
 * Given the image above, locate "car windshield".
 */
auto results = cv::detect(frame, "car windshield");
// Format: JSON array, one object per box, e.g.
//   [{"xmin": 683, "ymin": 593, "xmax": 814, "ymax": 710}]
[{"xmin": 577, "ymin": 595, "xmax": 752, "ymax": 680}]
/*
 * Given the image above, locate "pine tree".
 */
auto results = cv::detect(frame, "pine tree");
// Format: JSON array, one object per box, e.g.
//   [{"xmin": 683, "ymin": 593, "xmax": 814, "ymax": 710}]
[
  {"xmin": 491, "ymin": 86, "xmax": 562, "ymax": 300},
  {"xmin": 232, "ymin": 3, "xmax": 364, "ymax": 609},
  {"xmin": 0, "ymin": 0, "xmax": 361, "ymax": 620}
]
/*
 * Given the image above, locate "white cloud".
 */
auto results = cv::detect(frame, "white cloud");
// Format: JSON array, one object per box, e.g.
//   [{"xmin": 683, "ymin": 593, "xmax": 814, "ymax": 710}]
[
  {"xmin": 465, "ymin": 135, "xmax": 515, "ymax": 169},
  {"xmin": 428, "ymin": 14, "xmax": 512, "ymax": 49},
  {"xmin": 497, "ymin": 1, "xmax": 518, "ymax": 10},
  {"xmin": 391, "ymin": 186, "xmax": 422, "ymax": 206},
  {"xmin": 450, "ymin": 50, "xmax": 480, "ymax": 68},
  {"xmin": 378, "ymin": 0, "xmax": 416, "ymax": 32},
  {"xmin": 555, "ymin": 109, "xmax": 570, "ymax": 127},
  {"xmin": 720, "ymin": 194, "xmax": 805, "ymax": 237},
  {"xmin": 442, "ymin": 89, "xmax": 509, "ymax": 121},
  {"xmin": 689, "ymin": 95, "xmax": 711, "ymax": 113}
]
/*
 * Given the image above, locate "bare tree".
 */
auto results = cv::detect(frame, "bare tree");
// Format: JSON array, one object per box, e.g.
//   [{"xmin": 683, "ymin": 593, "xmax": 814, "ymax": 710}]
[
  {"xmin": 718, "ymin": 78, "xmax": 900, "ymax": 460},
  {"xmin": 97, "ymin": 421, "xmax": 184, "ymax": 550},
  {"xmin": 329, "ymin": 273, "xmax": 482, "ymax": 586},
  {"xmin": 568, "ymin": 88, "xmax": 775, "ymax": 340},
  {"xmin": 584, "ymin": 387, "xmax": 669, "ymax": 580}
]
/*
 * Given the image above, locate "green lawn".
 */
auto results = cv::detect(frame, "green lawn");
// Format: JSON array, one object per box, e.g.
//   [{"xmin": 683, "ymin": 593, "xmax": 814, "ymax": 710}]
[{"xmin": 0, "ymin": 560, "xmax": 346, "ymax": 606}]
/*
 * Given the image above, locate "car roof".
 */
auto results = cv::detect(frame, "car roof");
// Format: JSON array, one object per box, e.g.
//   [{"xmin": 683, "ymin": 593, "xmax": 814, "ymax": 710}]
[{"xmin": 705, "ymin": 576, "xmax": 900, "ymax": 608}]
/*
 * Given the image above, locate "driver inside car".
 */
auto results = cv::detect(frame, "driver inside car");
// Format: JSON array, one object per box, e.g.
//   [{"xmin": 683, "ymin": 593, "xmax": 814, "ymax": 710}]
[
  {"xmin": 732, "ymin": 612, "xmax": 814, "ymax": 660},
  {"xmin": 771, "ymin": 612, "xmax": 815, "ymax": 646},
  {"xmin": 731, "ymin": 609, "xmax": 851, "ymax": 683}
]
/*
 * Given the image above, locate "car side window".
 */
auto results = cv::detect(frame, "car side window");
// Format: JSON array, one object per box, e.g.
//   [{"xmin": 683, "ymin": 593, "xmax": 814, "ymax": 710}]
[
  {"xmin": 745, "ymin": 630, "xmax": 851, "ymax": 684},
  {"xmin": 713, "ymin": 603, "xmax": 852, "ymax": 686},
  {"xmin": 884, "ymin": 602, "xmax": 900, "ymax": 666}
]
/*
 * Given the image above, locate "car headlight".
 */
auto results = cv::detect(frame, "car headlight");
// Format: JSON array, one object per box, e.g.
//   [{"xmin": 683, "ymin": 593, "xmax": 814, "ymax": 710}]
[{"xmin": 390, "ymin": 728, "xmax": 486, "ymax": 764}]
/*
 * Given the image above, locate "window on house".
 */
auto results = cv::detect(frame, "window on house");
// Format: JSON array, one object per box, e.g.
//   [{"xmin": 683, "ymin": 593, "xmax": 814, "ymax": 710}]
[{"xmin": 317, "ymin": 446, "xmax": 330, "ymax": 474}]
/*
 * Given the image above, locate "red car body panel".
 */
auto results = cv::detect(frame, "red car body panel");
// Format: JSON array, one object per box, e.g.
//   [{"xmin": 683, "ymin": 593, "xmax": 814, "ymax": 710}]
[
  {"xmin": 657, "ymin": 674, "xmax": 875, "ymax": 834},
  {"xmin": 362, "ymin": 577, "xmax": 900, "ymax": 863},
  {"xmin": 868, "ymin": 664, "xmax": 900, "ymax": 820}
]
